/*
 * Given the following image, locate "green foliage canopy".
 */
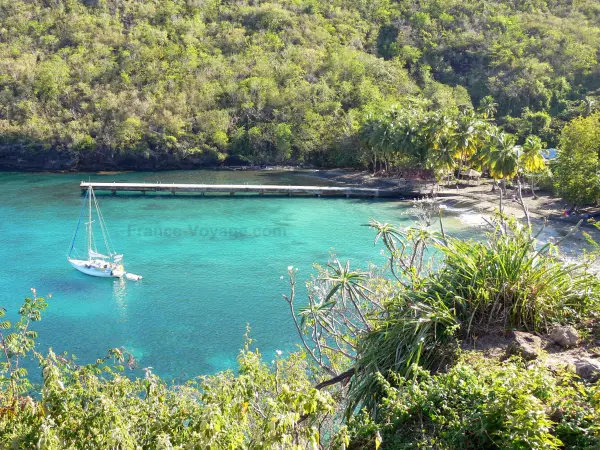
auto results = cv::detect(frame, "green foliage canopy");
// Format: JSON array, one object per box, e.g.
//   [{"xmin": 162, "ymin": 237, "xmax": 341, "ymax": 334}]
[
  {"xmin": 2, "ymin": 0, "xmax": 600, "ymax": 168},
  {"xmin": 554, "ymin": 113, "xmax": 600, "ymax": 205}
]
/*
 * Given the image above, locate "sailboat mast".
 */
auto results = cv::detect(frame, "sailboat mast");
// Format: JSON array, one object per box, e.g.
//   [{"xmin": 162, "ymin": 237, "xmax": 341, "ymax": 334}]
[{"xmin": 88, "ymin": 186, "xmax": 93, "ymax": 259}]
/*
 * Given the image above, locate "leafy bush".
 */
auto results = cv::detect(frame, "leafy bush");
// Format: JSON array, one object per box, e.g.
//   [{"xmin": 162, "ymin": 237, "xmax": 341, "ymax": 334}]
[
  {"xmin": 350, "ymin": 218, "xmax": 600, "ymax": 412},
  {"xmin": 342, "ymin": 354, "xmax": 600, "ymax": 449},
  {"xmin": 0, "ymin": 296, "xmax": 333, "ymax": 449},
  {"xmin": 554, "ymin": 114, "xmax": 600, "ymax": 206}
]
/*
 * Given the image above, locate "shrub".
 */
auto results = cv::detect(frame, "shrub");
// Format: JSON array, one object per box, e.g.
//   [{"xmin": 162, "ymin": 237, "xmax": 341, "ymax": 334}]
[
  {"xmin": 554, "ymin": 114, "xmax": 600, "ymax": 206},
  {"xmin": 342, "ymin": 354, "xmax": 600, "ymax": 449},
  {"xmin": 0, "ymin": 297, "xmax": 333, "ymax": 449},
  {"xmin": 437, "ymin": 219, "xmax": 600, "ymax": 334},
  {"xmin": 350, "ymin": 218, "xmax": 600, "ymax": 413}
]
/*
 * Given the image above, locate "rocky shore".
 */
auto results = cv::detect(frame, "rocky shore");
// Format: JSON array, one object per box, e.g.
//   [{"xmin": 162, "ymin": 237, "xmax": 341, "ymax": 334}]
[{"xmin": 0, "ymin": 148, "xmax": 253, "ymax": 172}]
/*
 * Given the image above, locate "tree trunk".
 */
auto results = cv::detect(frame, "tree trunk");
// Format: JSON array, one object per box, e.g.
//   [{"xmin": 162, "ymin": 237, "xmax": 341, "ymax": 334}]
[{"xmin": 372, "ymin": 153, "xmax": 377, "ymax": 175}]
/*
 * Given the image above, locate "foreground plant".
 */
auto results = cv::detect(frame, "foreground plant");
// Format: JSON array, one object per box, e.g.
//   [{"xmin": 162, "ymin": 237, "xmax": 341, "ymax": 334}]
[
  {"xmin": 339, "ymin": 353, "xmax": 600, "ymax": 449},
  {"xmin": 351, "ymin": 216, "xmax": 600, "ymax": 413},
  {"xmin": 282, "ymin": 203, "xmax": 600, "ymax": 446},
  {"xmin": 1, "ymin": 299, "xmax": 333, "ymax": 449},
  {"xmin": 0, "ymin": 288, "xmax": 48, "ymax": 399},
  {"xmin": 283, "ymin": 199, "xmax": 443, "ymax": 387}
]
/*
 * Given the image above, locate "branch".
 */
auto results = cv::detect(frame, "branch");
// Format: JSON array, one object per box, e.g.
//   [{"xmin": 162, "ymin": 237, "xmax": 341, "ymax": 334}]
[
  {"xmin": 283, "ymin": 271, "xmax": 337, "ymax": 377},
  {"xmin": 314, "ymin": 368, "xmax": 355, "ymax": 390},
  {"xmin": 321, "ymin": 344, "xmax": 355, "ymax": 361},
  {"xmin": 307, "ymin": 293, "xmax": 325, "ymax": 366},
  {"xmin": 516, "ymin": 178, "xmax": 531, "ymax": 229},
  {"xmin": 296, "ymin": 368, "xmax": 357, "ymax": 427}
]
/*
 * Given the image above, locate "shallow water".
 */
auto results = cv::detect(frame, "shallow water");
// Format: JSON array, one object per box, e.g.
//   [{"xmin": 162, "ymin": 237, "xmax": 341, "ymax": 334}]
[{"xmin": 0, "ymin": 170, "xmax": 594, "ymax": 380}]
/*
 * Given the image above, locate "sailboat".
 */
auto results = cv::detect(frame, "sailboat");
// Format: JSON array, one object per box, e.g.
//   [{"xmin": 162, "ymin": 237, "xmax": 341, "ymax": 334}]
[{"xmin": 68, "ymin": 186, "xmax": 142, "ymax": 281}]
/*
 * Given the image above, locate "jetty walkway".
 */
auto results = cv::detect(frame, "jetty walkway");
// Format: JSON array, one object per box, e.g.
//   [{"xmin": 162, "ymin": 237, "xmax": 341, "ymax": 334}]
[{"xmin": 80, "ymin": 182, "xmax": 400, "ymax": 198}]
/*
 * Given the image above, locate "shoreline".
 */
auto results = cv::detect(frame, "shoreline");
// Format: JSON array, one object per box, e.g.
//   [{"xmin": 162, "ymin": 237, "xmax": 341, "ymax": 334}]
[
  {"xmin": 304, "ymin": 169, "xmax": 566, "ymax": 220},
  {"xmin": 0, "ymin": 165, "xmax": 576, "ymax": 222}
]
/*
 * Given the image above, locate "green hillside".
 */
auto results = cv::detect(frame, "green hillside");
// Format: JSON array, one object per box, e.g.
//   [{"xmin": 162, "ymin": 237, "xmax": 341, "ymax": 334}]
[{"xmin": 1, "ymin": 0, "xmax": 599, "ymax": 168}]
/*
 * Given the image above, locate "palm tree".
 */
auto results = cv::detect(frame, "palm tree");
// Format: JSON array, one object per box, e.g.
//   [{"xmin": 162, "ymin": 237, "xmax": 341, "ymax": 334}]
[
  {"xmin": 478, "ymin": 96, "xmax": 498, "ymax": 119},
  {"xmin": 520, "ymin": 135, "xmax": 546, "ymax": 172},
  {"xmin": 451, "ymin": 109, "xmax": 483, "ymax": 184},
  {"xmin": 482, "ymin": 132, "xmax": 519, "ymax": 196},
  {"xmin": 361, "ymin": 113, "xmax": 391, "ymax": 174},
  {"xmin": 427, "ymin": 135, "xmax": 456, "ymax": 184},
  {"xmin": 398, "ymin": 112, "xmax": 427, "ymax": 165},
  {"xmin": 425, "ymin": 112, "xmax": 453, "ymax": 150},
  {"xmin": 520, "ymin": 135, "xmax": 546, "ymax": 199},
  {"xmin": 377, "ymin": 118, "xmax": 397, "ymax": 174},
  {"xmin": 471, "ymin": 123, "xmax": 499, "ymax": 167},
  {"xmin": 359, "ymin": 113, "xmax": 376, "ymax": 172}
]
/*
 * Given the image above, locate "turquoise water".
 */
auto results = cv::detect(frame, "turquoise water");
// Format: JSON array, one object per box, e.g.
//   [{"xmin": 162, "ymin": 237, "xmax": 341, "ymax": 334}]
[{"xmin": 0, "ymin": 170, "xmax": 585, "ymax": 380}]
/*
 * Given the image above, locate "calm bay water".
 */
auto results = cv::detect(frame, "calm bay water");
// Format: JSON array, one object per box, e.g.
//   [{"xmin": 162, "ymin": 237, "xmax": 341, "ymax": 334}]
[{"xmin": 0, "ymin": 170, "xmax": 587, "ymax": 380}]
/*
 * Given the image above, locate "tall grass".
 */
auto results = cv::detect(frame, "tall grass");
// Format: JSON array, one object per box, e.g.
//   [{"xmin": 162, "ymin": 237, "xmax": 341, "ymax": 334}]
[
  {"xmin": 350, "ymin": 219, "xmax": 600, "ymax": 413},
  {"xmin": 438, "ymin": 222, "xmax": 600, "ymax": 335}
]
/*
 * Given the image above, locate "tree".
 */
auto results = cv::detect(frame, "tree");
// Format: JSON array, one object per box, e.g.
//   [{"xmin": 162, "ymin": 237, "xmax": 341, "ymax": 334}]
[
  {"xmin": 452, "ymin": 109, "xmax": 483, "ymax": 172},
  {"xmin": 478, "ymin": 96, "xmax": 498, "ymax": 119},
  {"xmin": 554, "ymin": 114, "xmax": 600, "ymax": 206},
  {"xmin": 520, "ymin": 135, "xmax": 546, "ymax": 199},
  {"xmin": 480, "ymin": 132, "xmax": 519, "ymax": 195},
  {"xmin": 425, "ymin": 114, "xmax": 457, "ymax": 182},
  {"xmin": 360, "ymin": 112, "xmax": 394, "ymax": 174},
  {"xmin": 395, "ymin": 112, "xmax": 428, "ymax": 166},
  {"xmin": 427, "ymin": 135, "xmax": 456, "ymax": 181}
]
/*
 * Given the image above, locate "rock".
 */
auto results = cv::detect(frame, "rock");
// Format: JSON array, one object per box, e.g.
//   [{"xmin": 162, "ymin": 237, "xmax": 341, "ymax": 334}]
[
  {"xmin": 549, "ymin": 326, "xmax": 579, "ymax": 348},
  {"xmin": 574, "ymin": 358, "xmax": 600, "ymax": 381},
  {"xmin": 508, "ymin": 331, "xmax": 543, "ymax": 360}
]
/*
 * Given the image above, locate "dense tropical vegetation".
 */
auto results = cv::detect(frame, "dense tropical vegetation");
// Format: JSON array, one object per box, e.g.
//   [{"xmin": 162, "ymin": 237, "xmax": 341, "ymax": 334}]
[
  {"xmin": 2, "ymin": 0, "xmax": 600, "ymax": 171},
  {"xmin": 554, "ymin": 113, "xmax": 600, "ymax": 206},
  {"xmin": 2, "ymin": 0, "xmax": 600, "ymax": 445},
  {"xmin": 3, "ymin": 208, "xmax": 600, "ymax": 448}
]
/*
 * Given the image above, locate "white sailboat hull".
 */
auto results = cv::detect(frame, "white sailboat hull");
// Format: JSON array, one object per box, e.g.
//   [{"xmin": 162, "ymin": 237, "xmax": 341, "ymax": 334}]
[
  {"xmin": 68, "ymin": 186, "xmax": 142, "ymax": 280},
  {"xmin": 68, "ymin": 259, "xmax": 121, "ymax": 278}
]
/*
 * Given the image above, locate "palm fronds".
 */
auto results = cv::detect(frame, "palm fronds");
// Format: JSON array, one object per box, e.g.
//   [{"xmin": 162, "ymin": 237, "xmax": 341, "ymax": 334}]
[{"xmin": 349, "ymin": 219, "xmax": 600, "ymax": 414}]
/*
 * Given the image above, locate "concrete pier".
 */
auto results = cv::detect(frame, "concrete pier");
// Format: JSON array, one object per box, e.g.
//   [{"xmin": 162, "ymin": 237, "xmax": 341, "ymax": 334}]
[{"xmin": 80, "ymin": 182, "xmax": 400, "ymax": 198}]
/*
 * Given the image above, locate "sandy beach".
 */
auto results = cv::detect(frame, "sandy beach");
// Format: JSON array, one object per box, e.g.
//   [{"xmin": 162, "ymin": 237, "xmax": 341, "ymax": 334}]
[{"xmin": 306, "ymin": 169, "xmax": 567, "ymax": 220}]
